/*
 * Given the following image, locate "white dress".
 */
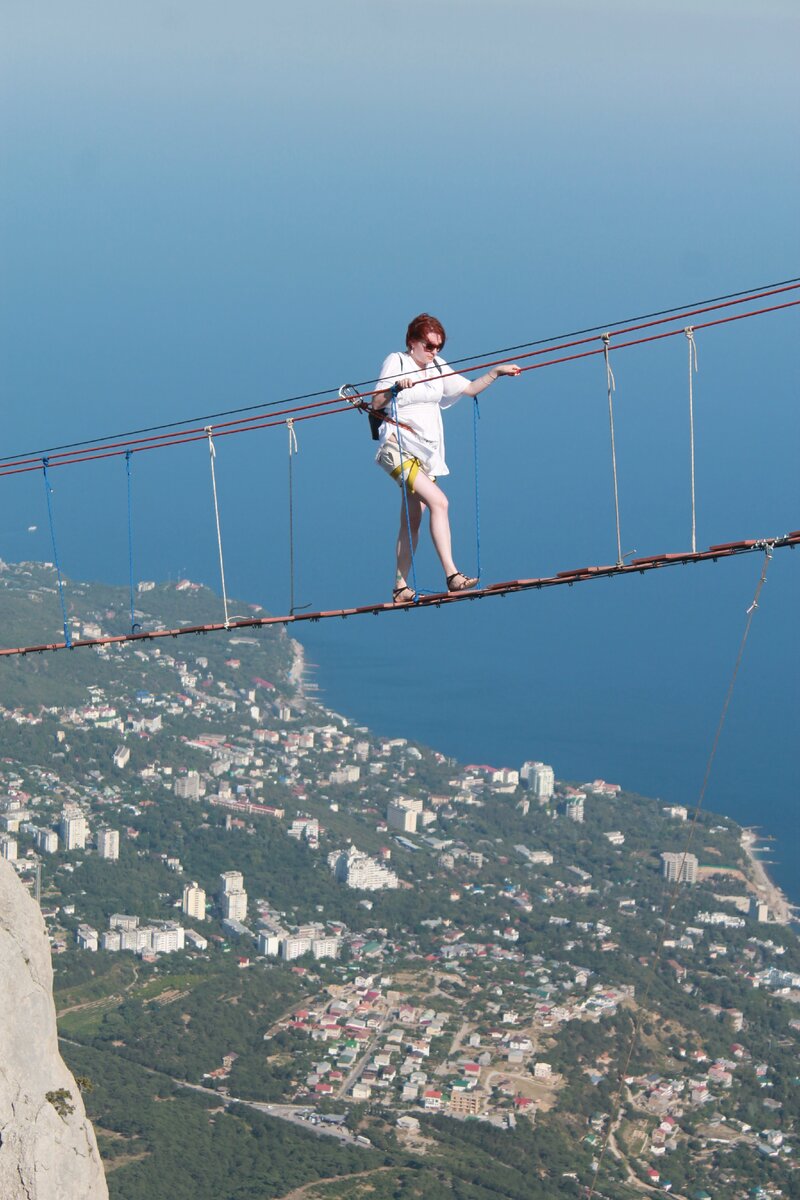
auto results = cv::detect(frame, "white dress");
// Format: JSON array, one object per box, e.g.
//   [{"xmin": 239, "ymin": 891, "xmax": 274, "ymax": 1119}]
[{"xmin": 374, "ymin": 351, "xmax": 470, "ymax": 477}]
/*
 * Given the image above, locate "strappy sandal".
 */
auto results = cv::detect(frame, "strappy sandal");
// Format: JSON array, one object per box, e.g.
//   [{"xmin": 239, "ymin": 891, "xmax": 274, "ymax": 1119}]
[
  {"xmin": 393, "ymin": 585, "xmax": 416, "ymax": 605},
  {"xmin": 447, "ymin": 572, "xmax": 478, "ymax": 593}
]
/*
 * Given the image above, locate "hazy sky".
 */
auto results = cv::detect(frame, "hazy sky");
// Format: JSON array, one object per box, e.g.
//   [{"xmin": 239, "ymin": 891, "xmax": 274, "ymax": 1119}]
[{"xmin": 1, "ymin": 2, "xmax": 798, "ymax": 885}]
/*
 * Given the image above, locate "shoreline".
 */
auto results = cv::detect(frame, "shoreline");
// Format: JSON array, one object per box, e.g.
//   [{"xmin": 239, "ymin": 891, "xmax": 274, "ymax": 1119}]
[{"xmin": 740, "ymin": 828, "xmax": 798, "ymax": 927}]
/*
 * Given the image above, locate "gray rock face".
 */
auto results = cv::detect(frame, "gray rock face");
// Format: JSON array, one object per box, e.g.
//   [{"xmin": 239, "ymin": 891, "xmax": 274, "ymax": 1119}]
[{"xmin": 0, "ymin": 861, "xmax": 108, "ymax": 1199}]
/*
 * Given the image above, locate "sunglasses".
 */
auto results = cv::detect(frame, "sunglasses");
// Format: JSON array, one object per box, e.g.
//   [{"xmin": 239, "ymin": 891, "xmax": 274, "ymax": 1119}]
[{"xmin": 421, "ymin": 338, "xmax": 443, "ymax": 353}]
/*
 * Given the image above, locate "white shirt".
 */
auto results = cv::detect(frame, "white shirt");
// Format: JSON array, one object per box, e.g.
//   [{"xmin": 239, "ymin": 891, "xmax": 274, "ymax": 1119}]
[{"xmin": 374, "ymin": 351, "xmax": 470, "ymax": 477}]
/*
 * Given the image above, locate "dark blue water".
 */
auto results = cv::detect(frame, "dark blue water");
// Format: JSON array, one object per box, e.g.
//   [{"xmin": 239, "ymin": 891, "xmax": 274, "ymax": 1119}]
[{"xmin": 300, "ymin": 546, "xmax": 800, "ymax": 908}]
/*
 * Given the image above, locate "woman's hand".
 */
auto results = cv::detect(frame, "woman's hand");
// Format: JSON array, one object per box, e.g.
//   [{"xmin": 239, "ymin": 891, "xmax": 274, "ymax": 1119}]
[{"xmin": 495, "ymin": 363, "xmax": 521, "ymax": 377}]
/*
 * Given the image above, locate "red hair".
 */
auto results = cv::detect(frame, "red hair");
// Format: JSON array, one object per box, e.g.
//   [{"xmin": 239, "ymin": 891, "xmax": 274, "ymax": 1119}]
[{"xmin": 405, "ymin": 313, "xmax": 446, "ymax": 351}]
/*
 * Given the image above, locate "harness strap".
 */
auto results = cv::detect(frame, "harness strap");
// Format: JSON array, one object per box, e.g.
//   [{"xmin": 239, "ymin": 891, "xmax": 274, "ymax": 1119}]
[{"xmin": 390, "ymin": 456, "xmax": 422, "ymax": 493}]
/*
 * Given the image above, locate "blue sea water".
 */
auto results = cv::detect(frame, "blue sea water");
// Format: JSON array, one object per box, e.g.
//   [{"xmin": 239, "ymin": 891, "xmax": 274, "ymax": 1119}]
[{"xmin": 299, "ymin": 547, "xmax": 800, "ymax": 909}]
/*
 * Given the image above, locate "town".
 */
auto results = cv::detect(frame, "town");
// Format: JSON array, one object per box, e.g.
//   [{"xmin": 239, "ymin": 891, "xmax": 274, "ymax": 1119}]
[{"xmin": 1, "ymin": 563, "xmax": 798, "ymax": 1200}]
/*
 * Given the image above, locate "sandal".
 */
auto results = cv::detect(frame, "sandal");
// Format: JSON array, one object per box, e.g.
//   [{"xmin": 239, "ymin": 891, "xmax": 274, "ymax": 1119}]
[
  {"xmin": 447, "ymin": 572, "xmax": 478, "ymax": 593},
  {"xmin": 393, "ymin": 585, "xmax": 416, "ymax": 605}
]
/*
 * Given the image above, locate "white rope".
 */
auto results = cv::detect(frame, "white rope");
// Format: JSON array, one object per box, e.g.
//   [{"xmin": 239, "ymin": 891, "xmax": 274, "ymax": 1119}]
[
  {"xmin": 287, "ymin": 418, "xmax": 298, "ymax": 457},
  {"xmin": 685, "ymin": 327, "xmax": 699, "ymax": 553},
  {"xmin": 205, "ymin": 426, "xmax": 231, "ymax": 629},
  {"xmin": 602, "ymin": 334, "xmax": 623, "ymax": 567},
  {"xmin": 287, "ymin": 419, "xmax": 299, "ymax": 615}
]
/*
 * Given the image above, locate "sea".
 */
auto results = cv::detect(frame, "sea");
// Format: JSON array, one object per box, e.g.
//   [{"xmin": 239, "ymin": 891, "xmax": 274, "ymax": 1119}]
[{"xmin": 298, "ymin": 561, "xmax": 800, "ymax": 913}]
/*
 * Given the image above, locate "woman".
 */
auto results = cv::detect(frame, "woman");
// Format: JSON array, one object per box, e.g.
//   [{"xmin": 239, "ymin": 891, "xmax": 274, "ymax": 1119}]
[{"xmin": 372, "ymin": 313, "xmax": 520, "ymax": 603}]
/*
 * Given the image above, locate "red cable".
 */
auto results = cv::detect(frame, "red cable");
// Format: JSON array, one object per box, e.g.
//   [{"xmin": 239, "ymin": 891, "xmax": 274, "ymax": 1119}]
[{"xmin": 0, "ymin": 293, "xmax": 797, "ymax": 478}]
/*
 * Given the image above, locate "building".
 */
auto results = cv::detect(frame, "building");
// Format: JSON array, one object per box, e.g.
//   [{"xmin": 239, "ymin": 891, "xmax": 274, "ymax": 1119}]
[
  {"xmin": 35, "ymin": 828, "xmax": 59, "ymax": 854},
  {"xmin": 76, "ymin": 924, "xmax": 98, "ymax": 951},
  {"xmin": 219, "ymin": 870, "xmax": 244, "ymax": 894},
  {"xmin": 218, "ymin": 869, "xmax": 247, "ymax": 921},
  {"xmin": 448, "ymin": 1091, "xmax": 483, "ymax": 1116},
  {"xmin": 96, "ymin": 829, "xmax": 120, "ymax": 860},
  {"xmin": 328, "ymin": 846, "xmax": 399, "ymax": 891},
  {"xmin": 281, "ymin": 935, "xmax": 312, "ymax": 961},
  {"xmin": 110, "ymin": 913, "xmax": 139, "ymax": 931},
  {"xmin": 182, "ymin": 881, "xmax": 207, "ymax": 920},
  {"xmin": 0, "ymin": 834, "xmax": 17, "ymax": 860},
  {"xmin": 565, "ymin": 796, "xmax": 584, "ymax": 823},
  {"xmin": 112, "ymin": 745, "xmax": 130, "ymax": 769},
  {"xmin": 311, "ymin": 936, "xmax": 341, "ymax": 960},
  {"xmin": 222, "ymin": 888, "xmax": 248, "ymax": 922},
  {"xmin": 59, "ymin": 807, "xmax": 87, "ymax": 851},
  {"xmin": 387, "ymin": 801, "xmax": 417, "ymax": 833},
  {"xmin": 661, "ymin": 852, "xmax": 698, "ymax": 884},
  {"xmin": 258, "ymin": 932, "xmax": 281, "ymax": 956},
  {"xmin": 175, "ymin": 771, "xmax": 202, "ymax": 800},
  {"xmin": 521, "ymin": 761, "xmax": 555, "ymax": 802}
]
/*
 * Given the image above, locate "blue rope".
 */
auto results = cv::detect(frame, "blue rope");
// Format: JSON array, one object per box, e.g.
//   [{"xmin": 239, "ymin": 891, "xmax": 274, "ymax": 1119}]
[
  {"xmin": 391, "ymin": 388, "xmax": 420, "ymax": 601},
  {"xmin": 41, "ymin": 458, "xmax": 72, "ymax": 648},
  {"xmin": 472, "ymin": 397, "xmax": 482, "ymax": 583},
  {"xmin": 125, "ymin": 451, "xmax": 139, "ymax": 633}
]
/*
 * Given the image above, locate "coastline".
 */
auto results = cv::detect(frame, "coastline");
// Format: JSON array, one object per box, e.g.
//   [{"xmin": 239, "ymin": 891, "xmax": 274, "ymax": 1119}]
[{"xmin": 740, "ymin": 828, "xmax": 798, "ymax": 926}]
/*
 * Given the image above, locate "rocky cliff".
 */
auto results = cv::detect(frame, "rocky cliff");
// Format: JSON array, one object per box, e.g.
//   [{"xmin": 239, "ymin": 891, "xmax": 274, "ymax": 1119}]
[{"xmin": 0, "ymin": 861, "xmax": 108, "ymax": 1200}]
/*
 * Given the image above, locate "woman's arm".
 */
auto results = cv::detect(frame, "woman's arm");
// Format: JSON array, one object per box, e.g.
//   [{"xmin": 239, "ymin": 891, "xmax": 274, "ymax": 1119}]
[{"xmin": 463, "ymin": 362, "xmax": 521, "ymax": 397}]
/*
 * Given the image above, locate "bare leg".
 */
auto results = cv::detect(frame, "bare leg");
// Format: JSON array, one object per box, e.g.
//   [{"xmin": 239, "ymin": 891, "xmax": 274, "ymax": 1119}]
[{"xmin": 394, "ymin": 472, "xmax": 458, "ymax": 588}]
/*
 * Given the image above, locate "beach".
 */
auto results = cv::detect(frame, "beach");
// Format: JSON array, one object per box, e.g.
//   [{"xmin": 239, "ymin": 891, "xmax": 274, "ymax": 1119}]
[{"xmin": 740, "ymin": 828, "xmax": 797, "ymax": 926}]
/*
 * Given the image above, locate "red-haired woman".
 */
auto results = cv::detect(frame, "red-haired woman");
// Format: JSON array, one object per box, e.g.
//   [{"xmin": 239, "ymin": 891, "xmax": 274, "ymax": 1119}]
[{"xmin": 372, "ymin": 314, "xmax": 520, "ymax": 604}]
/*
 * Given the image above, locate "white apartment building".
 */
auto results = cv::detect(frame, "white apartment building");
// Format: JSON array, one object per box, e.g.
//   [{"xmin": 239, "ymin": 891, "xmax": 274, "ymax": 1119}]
[
  {"xmin": 182, "ymin": 881, "xmax": 207, "ymax": 920},
  {"xmin": 175, "ymin": 771, "xmax": 202, "ymax": 800},
  {"xmin": 219, "ymin": 870, "xmax": 244, "ymax": 894},
  {"xmin": 311, "ymin": 936, "xmax": 341, "ymax": 960},
  {"xmin": 35, "ymin": 828, "xmax": 59, "ymax": 854},
  {"xmin": 566, "ymin": 797, "xmax": 585, "ymax": 823},
  {"xmin": 96, "ymin": 829, "xmax": 120, "ymax": 860},
  {"xmin": 110, "ymin": 913, "xmax": 139, "ymax": 931},
  {"xmin": 258, "ymin": 932, "xmax": 281, "ymax": 956},
  {"xmin": 661, "ymin": 852, "xmax": 698, "ymax": 884},
  {"xmin": 0, "ymin": 834, "xmax": 17, "ymax": 860},
  {"xmin": 663, "ymin": 805, "xmax": 688, "ymax": 821},
  {"xmin": 222, "ymin": 888, "xmax": 248, "ymax": 922},
  {"xmin": 59, "ymin": 808, "xmax": 87, "ymax": 851},
  {"xmin": 76, "ymin": 924, "xmax": 98, "ymax": 951},
  {"xmin": 281, "ymin": 935, "xmax": 312, "ymax": 960},
  {"xmin": 521, "ymin": 761, "xmax": 555, "ymax": 801},
  {"xmin": 387, "ymin": 801, "xmax": 417, "ymax": 833},
  {"xmin": 328, "ymin": 846, "xmax": 399, "ymax": 891}
]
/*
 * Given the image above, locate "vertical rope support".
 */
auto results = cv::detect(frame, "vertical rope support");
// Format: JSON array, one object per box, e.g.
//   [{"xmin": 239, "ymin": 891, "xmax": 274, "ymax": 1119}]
[
  {"xmin": 472, "ymin": 397, "xmax": 482, "ymax": 583},
  {"xmin": 41, "ymin": 458, "xmax": 72, "ymax": 648},
  {"xmin": 685, "ymin": 326, "xmax": 699, "ymax": 553},
  {"xmin": 287, "ymin": 419, "xmax": 299, "ymax": 615},
  {"xmin": 125, "ymin": 451, "xmax": 138, "ymax": 633},
  {"xmin": 602, "ymin": 333, "xmax": 624, "ymax": 567},
  {"xmin": 392, "ymin": 388, "xmax": 419, "ymax": 600},
  {"xmin": 205, "ymin": 427, "xmax": 231, "ymax": 629},
  {"xmin": 585, "ymin": 545, "xmax": 775, "ymax": 1200}
]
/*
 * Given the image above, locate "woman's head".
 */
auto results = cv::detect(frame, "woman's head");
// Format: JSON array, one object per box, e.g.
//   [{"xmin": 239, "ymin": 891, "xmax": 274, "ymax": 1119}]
[{"xmin": 406, "ymin": 313, "xmax": 446, "ymax": 355}]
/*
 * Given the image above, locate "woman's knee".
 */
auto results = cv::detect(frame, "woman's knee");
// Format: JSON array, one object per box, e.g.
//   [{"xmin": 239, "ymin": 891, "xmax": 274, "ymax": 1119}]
[{"xmin": 427, "ymin": 489, "xmax": 448, "ymax": 516}]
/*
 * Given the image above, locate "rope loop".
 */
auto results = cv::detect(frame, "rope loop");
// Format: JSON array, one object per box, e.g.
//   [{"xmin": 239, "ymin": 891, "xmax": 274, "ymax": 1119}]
[
  {"xmin": 685, "ymin": 328, "xmax": 699, "ymax": 551},
  {"xmin": 472, "ymin": 397, "xmax": 482, "ymax": 583},
  {"xmin": 41, "ymin": 457, "xmax": 72, "ymax": 648},
  {"xmin": 601, "ymin": 334, "xmax": 623, "ymax": 567},
  {"xmin": 205, "ymin": 426, "xmax": 231, "ymax": 629},
  {"xmin": 287, "ymin": 418, "xmax": 301, "ymax": 615}
]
